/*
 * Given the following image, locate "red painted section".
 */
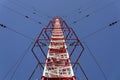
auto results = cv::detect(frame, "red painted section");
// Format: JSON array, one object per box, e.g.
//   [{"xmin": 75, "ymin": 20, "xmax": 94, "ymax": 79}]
[{"xmin": 42, "ymin": 76, "xmax": 76, "ymax": 80}]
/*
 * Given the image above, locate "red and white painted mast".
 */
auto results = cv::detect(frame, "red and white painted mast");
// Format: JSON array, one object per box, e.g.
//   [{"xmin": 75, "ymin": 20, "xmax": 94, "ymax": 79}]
[
  {"xmin": 31, "ymin": 17, "xmax": 84, "ymax": 80},
  {"xmin": 42, "ymin": 18, "xmax": 75, "ymax": 80}
]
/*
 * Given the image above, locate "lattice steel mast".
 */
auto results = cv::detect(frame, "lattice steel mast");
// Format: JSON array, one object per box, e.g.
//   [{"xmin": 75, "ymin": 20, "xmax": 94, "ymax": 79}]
[
  {"xmin": 42, "ymin": 18, "xmax": 75, "ymax": 80},
  {"xmin": 31, "ymin": 17, "xmax": 84, "ymax": 80}
]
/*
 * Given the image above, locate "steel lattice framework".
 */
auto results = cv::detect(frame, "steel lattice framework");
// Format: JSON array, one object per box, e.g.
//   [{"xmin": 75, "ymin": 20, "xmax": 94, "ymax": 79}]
[{"xmin": 31, "ymin": 17, "xmax": 84, "ymax": 80}]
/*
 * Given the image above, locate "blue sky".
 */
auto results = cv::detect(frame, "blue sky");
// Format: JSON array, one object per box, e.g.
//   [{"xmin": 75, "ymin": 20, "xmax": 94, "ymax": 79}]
[{"xmin": 0, "ymin": 0, "xmax": 120, "ymax": 80}]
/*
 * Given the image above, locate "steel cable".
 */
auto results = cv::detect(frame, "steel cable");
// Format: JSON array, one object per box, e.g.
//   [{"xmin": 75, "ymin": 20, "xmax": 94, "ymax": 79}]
[
  {"xmin": 2, "ymin": 42, "xmax": 33, "ymax": 80},
  {"xmin": 83, "ymin": 42, "xmax": 108, "ymax": 80}
]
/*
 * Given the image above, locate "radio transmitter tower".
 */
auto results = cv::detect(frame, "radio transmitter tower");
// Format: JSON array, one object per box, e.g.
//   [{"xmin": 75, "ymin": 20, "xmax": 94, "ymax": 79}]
[{"xmin": 31, "ymin": 17, "xmax": 84, "ymax": 80}]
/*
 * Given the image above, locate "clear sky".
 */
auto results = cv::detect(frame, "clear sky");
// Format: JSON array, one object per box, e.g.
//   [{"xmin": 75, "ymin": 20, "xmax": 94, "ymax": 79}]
[{"xmin": 0, "ymin": 0, "xmax": 120, "ymax": 80}]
